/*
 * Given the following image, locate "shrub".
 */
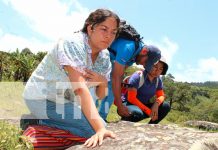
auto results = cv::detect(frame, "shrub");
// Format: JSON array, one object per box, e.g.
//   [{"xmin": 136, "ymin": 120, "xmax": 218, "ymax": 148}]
[{"xmin": 0, "ymin": 121, "xmax": 33, "ymax": 150}]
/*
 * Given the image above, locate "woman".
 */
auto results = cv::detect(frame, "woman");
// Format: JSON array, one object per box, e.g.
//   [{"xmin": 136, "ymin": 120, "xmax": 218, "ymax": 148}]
[
  {"xmin": 121, "ymin": 56, "xmax": 171, "ymax": 124},
  {"xmin": 23, "ymin": 8, "xmax": 120, "ymax": 148}
]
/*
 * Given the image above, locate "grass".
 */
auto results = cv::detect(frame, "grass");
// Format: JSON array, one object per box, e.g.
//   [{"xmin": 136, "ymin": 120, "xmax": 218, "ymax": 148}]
[
  {"xmin": 0, "ymin": 82, "xmax": 32, "ymax": 149},
  {"xmin": 0, "ymin": 82, "xmax": 30, "ymax": 119},
  {"xmin": 0, "ymin": 121, "xmax": 33, "ymax": 150}
]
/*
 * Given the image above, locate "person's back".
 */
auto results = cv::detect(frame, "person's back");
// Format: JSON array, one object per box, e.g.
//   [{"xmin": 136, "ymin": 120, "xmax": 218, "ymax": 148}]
[
  {"xmin": 109, "ymin": 38, "xmax": 143, "ymax": 66},
  {"xmin": 98, "ymin": 36, "xmax": 161, "ymax": 121},
  {"xmin": 98, "ymin": 37, "xmax": 145, "ymax": 121}
]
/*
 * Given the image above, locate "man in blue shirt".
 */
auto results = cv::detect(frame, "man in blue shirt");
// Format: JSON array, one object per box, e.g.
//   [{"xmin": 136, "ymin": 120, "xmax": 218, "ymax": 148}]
[{"xmin": 98, "ymin": 37, "xmax": 161, "ymax": 121}]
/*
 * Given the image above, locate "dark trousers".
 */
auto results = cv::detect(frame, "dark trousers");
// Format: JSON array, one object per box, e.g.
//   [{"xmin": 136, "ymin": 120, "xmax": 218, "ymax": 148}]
[{"xmin": 121, "ymin": 101, "xmax": 171, "ymax": 124}]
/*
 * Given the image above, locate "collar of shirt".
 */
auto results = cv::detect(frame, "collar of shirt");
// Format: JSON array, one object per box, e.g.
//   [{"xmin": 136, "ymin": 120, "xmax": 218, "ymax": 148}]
[{"xmin": 144, "ymin": 72, "xmax": 158, "ymax": 84}]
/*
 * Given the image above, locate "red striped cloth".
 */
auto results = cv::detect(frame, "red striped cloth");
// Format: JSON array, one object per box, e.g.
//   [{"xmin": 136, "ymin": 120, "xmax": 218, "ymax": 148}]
[{"xmin": 23, "ymin": 125, "xmax": 87, "ymax": 150}]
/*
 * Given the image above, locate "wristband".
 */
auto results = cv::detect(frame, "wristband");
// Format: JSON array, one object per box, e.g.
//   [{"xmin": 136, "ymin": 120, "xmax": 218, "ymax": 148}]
[{"xmin": 155, "ymin": 98, "xmax": 162, "ymax": 106}]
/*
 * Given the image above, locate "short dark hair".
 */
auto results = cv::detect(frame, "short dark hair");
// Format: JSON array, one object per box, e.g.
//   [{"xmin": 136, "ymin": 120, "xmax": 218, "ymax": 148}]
[{"xmin": 81, "ymin": 9, "xmax": 120, "ymax": 33}]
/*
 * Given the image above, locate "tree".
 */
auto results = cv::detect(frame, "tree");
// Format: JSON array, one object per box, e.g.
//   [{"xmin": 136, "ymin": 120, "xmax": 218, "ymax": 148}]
[
  {"xmin": 167, "ymin": 73, "xmax": 175, "ymax": 80},
  {"xmin": 0, "ymin": 51, "xmax": 13, "ymax": 81},
  {"xmin": 34, "ymin": 51, "xmax": 47, "ymax": 62},
  {"xmin": 21, "ymin": 48, "xmax": 33, "ymax": 56},
  {"xmin": 1, "ymin": 48, "xmax": 46, "ymax": 81},
  {"xmin": 163, "ymin": 74, "xmax": 176, "ymax": 107},
  {"xmin": 8, "ymin": 49, "xmax": 37, "ymax": 82},
  {"xmin": 0, "ymin": 51, "xmax": 4, "ymax": 81}
]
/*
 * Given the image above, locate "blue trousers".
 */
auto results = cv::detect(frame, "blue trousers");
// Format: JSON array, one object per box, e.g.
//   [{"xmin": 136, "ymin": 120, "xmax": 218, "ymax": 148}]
[
  {"xmin": 25, "ymin": 99, "xmax": 106, "ymax": 138},
  {"xmin": 121, "ymin": 101, "xmax": 171, "ymax": 124},
  {"xmin": 98, "ymin": 81, "xmax": 114, "ymax": 120}
]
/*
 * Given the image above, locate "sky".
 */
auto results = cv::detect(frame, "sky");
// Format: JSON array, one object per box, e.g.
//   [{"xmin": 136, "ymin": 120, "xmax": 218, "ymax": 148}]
[{"xmin": 0, "ymin": 0, "xmax": 218, "ymax": 82}]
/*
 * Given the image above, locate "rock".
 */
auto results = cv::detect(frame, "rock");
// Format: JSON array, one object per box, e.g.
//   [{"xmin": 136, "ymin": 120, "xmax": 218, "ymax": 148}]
[
  {"xmin": 185, "ymin": 120, "xmax": 218, "ymax": 131},
  {"xmin": 190, "ymin": 139, "xmax": 218, "ymax": 150},
  {"xmin": 67, "ymin": 121, "xmax": 218, "ymax": 150}
]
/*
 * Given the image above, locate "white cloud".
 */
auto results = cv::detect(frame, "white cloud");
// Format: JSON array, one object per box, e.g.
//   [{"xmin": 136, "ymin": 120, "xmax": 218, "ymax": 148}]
[
  {"xmin": 1, "ymin": 0, "xmax": 90, "ymax": 52},
  {"xmin": 143, "ymin": 37, "xmax": 218, "ymax": 82},
  {"xmin": 0, "ymin": 28, "xmax": 3, "ymax": 37},
  {"xmin": 5, "ymin": 0, "xmax": 89, "ymax": 40},
  {"xmin": 144, "ymin": 36, "xmax": 179, "ymax": 65},
  {"xmin": 0, "ymin": 34, "xmax": 53, "ymax": 53},
  {"xmin": 174, "ymin": 57, "xmax": 218, "ymax": 82}
]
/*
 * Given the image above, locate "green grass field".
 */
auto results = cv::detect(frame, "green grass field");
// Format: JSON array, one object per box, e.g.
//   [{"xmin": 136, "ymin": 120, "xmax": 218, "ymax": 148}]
[
  {"xmin": 0, "ymin": 81, "xmax": 172, "ymax": 124},
  {"xmin": 0, "ymin": 82, "xmax": 30, "ymax": 119}
]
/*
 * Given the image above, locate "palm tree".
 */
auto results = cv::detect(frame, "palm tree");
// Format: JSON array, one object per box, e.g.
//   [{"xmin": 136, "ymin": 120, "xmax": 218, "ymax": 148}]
[
  {"xmin": 1, "ymin": 48, "xmax": 46, "ymax": 81},
  {"xmin": 0, "ymin": 51, "xmax": 12, "ymax": 81},
  {"xmin": 10, "ymin": 49, "xmax": 37, "ymax": 82}
]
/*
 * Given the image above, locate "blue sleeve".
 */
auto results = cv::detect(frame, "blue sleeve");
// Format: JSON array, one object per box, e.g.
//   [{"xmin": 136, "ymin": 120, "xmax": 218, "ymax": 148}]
[
  {"xmin": 111, "ymin": 39, "xmax": 135, "ymax": 66},
  {"xmin": 126, "ymin": 61, "xmax": 134, "ymax": 66},
  {"xmin": 157, "ymin": 77, "xmax": 163, "ymax": 90},
  {"xmin": 128, "ymin": 72, "xmax": 140, "ymax": 89}
]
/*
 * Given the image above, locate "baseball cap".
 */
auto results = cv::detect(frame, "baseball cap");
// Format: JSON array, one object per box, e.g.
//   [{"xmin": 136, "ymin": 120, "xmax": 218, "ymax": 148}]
[{"xmin": 144, "ymin": 45, "xmax": 161, "ymax": 72}]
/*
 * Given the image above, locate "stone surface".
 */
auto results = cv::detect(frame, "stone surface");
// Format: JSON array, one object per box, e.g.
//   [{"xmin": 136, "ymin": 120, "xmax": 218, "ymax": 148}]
[
  {"xmin": 185, "ymin": 120, "xmax": 218, "ymax": 131},
  {"xmin": 68, "ymin": 121, "xmax": 218, "ymax": 150}
]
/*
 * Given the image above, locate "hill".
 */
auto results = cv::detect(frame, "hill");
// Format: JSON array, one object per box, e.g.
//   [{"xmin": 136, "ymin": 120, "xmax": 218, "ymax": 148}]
[{"xmin": 190, "ymin": 81, "xmax": 218, "ymax": 89}]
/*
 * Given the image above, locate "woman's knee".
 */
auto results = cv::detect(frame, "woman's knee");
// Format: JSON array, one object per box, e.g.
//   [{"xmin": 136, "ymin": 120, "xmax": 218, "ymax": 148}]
[
  {"xmin": 125, "ymin": 105, "xmax": 144, "ymax": 122},
  {"xmin": 163, "ymin": 102, "xmax": 171, "ymax": 111},
  {"xmin": 127, "ymin": 105, "xmax": 143, "ymax": 114},
  {"xmin": 159, "ymin": 102, "xmax": 171, "ymax": 114}
]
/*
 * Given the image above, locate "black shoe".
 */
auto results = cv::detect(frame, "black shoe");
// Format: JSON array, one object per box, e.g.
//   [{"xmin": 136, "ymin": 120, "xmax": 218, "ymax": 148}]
[
  {"xmin": 20, "ymin": 114, "xmax": 39, "ymax": 130},
  {"xmin": 121, "ymin": 117, "xmax": 129, "ymax": 121}
]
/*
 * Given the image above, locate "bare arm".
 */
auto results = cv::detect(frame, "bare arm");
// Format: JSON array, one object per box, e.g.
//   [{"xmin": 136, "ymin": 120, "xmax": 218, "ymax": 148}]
[
  {"xmin": 64, "ymin": 66, "xmax": 104, "ymax": 131},
  {"xmin": 112, "ymin": 62, "xmax": 130, "ymax": 117},
  {"xmin": 64, "ymin": 66, "xmax": 115, "ymax": 147}
]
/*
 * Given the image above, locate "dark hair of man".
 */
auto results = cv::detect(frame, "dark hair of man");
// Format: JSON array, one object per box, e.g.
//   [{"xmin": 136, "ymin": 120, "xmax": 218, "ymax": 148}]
[{"xmin": 81, "ymin": 8, "xmax": 120, "ymax": 34}]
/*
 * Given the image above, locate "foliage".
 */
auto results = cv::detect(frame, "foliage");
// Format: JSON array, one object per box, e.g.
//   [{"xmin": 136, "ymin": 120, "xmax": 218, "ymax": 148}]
[
  {"xmin": 124, "ymin": 64, "xmax": 143, "ymax": 76},
  {"xmin": 112, "ymin": 65, "xmax": 218, "ymax": 124},
  {"xmin": 191, "ymin": 81, "xmax": 218, "ymax": 89},
  {"xmin": 163, "ymin": 74, "xmax": 218, "ymax": 123},
  {"xmin": 0, "ymin": 49, "xmax": 47, "ymax": 82},
  {"xmin": 0, "ymin": 121, "xmax": 33, "ymax": 150},
  {"xmin": 108, "ymin": 69, "xmax": 218, "ymax": 124}
]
